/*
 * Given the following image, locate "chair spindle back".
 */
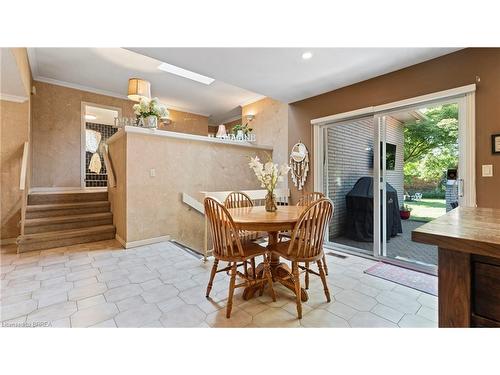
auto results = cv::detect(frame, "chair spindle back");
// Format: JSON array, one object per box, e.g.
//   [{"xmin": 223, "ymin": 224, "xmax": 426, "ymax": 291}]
[
  {"xmin": 224, "ymin": 191, "xmax": 254, "ymax": 209},
  {"xmin": 296, "ymin": 192, "xmax": 325, "ymax": 207},
  {"xmin": 204, "ymin": 197, "xmax": 244, "ymax": 259},
  {"xmin": 287, "ymin": 198, "xmax": 333, "ymax": 260}
]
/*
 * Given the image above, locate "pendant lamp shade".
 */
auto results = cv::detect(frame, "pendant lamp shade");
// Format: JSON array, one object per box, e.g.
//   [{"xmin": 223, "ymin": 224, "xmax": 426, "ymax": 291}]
[{"xmin": 127, "ymin": 78, "xmax": 151, "ymax": 102}]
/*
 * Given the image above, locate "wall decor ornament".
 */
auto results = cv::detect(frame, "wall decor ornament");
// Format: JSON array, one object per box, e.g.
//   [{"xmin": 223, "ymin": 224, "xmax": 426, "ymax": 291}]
[{"xmin": 289, "ymin": 142, "xmax": 309, "ymax": 190}]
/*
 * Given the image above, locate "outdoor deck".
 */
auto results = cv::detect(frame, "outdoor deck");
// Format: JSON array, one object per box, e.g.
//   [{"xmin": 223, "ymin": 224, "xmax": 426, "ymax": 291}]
[{"xmin": 331, "ymin": 220, "xmax": 438, "ymax": 266}]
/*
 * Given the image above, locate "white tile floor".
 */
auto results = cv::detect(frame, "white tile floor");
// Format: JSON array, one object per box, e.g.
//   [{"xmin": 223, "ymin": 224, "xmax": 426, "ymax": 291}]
[{"xmin": 0, "ymin": 240, "xmax": 438, "ymax": 328}]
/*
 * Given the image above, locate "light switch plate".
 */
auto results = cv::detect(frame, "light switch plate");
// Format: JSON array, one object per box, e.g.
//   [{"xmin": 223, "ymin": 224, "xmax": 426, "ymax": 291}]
[
  {"xmin": 482, "ymin": 164, "xmax": 493, "ymax": 177},
  {"xmin": 150, "ymin": 168, "xmax": 156, "ymax": 177}
]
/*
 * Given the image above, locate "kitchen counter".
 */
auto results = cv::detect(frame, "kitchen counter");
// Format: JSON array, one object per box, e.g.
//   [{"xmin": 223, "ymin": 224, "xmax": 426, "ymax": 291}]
[{"xmin": 412, "ymin": 207, "xmax": 500, "ymax": 327}]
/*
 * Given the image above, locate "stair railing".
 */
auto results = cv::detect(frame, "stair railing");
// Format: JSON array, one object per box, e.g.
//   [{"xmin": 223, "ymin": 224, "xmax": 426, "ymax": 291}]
[{"xmin": 19, "ymin": 141, "xmax": 29, "ymax": 237}]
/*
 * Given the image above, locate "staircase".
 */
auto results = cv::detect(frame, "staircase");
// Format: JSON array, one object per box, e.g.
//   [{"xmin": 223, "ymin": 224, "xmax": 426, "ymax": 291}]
[{"xmin": 17, "ymin": 190, "xmax": 116, "ymax": 252}]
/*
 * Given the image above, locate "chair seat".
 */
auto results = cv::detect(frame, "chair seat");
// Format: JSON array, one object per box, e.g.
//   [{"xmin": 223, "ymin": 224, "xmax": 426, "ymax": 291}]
[
  {"xmin": 216, "ymin": 240, "xmax": 268, "ymax": 262},
  {"xmin": 272, "ymin": 241, "xmax": 324, "ymax": 263}
]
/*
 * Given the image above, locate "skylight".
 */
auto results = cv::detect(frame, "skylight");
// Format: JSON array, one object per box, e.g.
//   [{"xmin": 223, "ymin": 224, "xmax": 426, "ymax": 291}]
[{"xmin": 157, "ymin": 62, "xmax": 215, "ymax": 85}]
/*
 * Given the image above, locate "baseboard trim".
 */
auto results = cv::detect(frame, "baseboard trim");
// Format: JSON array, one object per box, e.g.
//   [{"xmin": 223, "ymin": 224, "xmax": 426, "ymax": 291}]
[
  {"xmin": 115, "ymin": 234, "xmax": 171, "ymax": 249},
  {"xmin": 0, "ymin": 237, "xmax": 17, "ymax": 245}
]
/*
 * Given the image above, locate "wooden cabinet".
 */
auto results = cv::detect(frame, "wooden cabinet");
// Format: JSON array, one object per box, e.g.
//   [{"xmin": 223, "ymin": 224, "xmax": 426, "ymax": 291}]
[{"xmin": 472, "ymin": 258, "xmax": 500, "ymax": 325}]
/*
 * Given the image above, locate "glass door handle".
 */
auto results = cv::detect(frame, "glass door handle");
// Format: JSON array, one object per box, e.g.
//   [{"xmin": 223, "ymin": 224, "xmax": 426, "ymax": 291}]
[{"xmin": 458, "ymin": 178, "xmax": 464, "ymax": 197}]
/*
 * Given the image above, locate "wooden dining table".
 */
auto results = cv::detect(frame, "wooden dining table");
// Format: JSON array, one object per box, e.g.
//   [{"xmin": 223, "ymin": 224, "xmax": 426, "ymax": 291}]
[{"xmin": 227, "ymin": 205, "xmax": 308, "ymax": 302}]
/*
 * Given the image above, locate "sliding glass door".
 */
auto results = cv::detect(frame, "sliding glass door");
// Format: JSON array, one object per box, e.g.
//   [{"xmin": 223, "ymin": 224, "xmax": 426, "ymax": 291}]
[
  {"xmin": 316, "ymin": 87, "xmax": 476, "ymax": 274},
  {"xmin": 323, "ymin": 115, "xmax": 375, "ymax": 257}
]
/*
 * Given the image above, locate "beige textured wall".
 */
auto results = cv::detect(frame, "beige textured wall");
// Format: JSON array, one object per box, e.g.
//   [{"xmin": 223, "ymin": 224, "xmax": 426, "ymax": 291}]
[
  {"xmin": 159, "ymin": 110, "xmax": 208, "ymax": 136},
  {"xmin": 0, "ymin": 48, "xmax": 32, "ymax": 241},
  {"xmin": 107, "ymin": 134, "xmax": 127, "ymax": 241},
  {"xmin": 242, "ymin": 97, "xmax": 289, "ymax": 178},
  {"xmin": 111, "ymin": 131, "xmax": 271, "ymax": 250},
  {"xmin": 0, "ymin": 100, "xmax": 30, "ymax": 240},
  {"xmin": 31, "ymin": 81, "xmax": 210, "ymax": 187}
]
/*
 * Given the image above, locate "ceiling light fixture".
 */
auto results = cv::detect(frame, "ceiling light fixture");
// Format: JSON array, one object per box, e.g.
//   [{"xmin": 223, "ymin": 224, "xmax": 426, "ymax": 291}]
[
  {"xmin": 84, "ymin": 114, "xmax": 97, "ymax": 121},
  {"xmin": 302, "ymin": 51, "xmax": 313, "ymax": 60},
  {"xmin": 127, "ymin": 78, "xmax": 151, "ymax": 102},
  {"xmin": 158, "ymin": 62, "xmax": 215, "ymax": 85}
]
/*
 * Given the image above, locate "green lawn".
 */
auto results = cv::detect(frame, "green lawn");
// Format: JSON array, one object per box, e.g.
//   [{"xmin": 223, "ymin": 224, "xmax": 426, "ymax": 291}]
[{"xmin": 405, "ymin": 198, "xmax": 446, "ymax": 222}]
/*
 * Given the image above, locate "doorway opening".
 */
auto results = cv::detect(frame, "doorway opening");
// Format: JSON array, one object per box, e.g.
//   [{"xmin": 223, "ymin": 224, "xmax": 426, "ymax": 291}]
[{"xmin": 81, "ymin": 103, "xmax": 121, "ymax": 188}]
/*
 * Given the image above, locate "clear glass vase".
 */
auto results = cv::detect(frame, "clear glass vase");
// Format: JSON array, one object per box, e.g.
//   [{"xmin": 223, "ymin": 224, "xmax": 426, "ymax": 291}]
[
  {"xmin": 145, "ymin": 115, "xmax": 158, "ymax": 129},
  {"xmin": 265, "ymin": 191, "xmax": 277, "ymax": 212}
]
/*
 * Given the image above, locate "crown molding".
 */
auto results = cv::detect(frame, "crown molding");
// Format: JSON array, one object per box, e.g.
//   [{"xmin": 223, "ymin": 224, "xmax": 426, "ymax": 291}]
[
  {"xmin": 33, "ymin": 76, "xmax": 210, "ymax": 117},
  {"xmin": 0, "ymin": 93, "xmax": 28, "ymax": 103},
  {"xmin": 35, "ymin": 76, "xmax": 130, "ymax": 100}
]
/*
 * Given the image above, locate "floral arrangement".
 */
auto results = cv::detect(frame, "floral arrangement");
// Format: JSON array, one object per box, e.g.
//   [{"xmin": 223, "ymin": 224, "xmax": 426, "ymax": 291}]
[
  {"xmin": 249, "ymin": 155, "xmax": 290, "ymax": 194},
  {"xmin": 133, "ymin": 97, "xmax": 169, "ymax": 119},
  {"xmin": 232, "ymin": 123, "xmax": 253, "ymax": 136}
]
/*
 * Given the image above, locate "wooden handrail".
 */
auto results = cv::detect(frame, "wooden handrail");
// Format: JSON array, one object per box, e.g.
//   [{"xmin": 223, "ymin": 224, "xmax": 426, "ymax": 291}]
[{"xmin": 19, "ymin": 141, "xmax": 29, "ymax": 190}]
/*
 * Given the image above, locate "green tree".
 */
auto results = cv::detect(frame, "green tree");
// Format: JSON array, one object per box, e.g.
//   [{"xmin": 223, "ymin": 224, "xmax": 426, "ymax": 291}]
[
  {"xmin": 404, "ymin": 104, "xmax": 458, "ymax": 164},
  {"xmin": 403, "ymin": 104, "xmax": 458, "ymax": 188}
]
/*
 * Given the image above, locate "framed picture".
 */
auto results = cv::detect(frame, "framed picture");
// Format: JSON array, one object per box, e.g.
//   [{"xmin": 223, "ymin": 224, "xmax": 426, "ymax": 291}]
[{"xmin": 493, "ymin": 134, "xmax": 500, "ymax": 154}]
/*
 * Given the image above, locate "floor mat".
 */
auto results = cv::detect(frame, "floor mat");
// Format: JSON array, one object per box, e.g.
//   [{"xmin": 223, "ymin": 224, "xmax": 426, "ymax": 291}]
[{"xmin": 364, "ymin": 262, "xmax": 438, "ymax": 296}]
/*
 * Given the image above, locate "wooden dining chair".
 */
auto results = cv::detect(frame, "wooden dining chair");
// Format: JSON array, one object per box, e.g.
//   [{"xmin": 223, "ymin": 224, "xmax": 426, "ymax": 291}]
[
  {"xmin": 204, "ymin": 197, "xmax": 276, "ymax": 318},
  {"xmin": 282, "ymin": 192, "xmax": 330, "ymax": 285},
  {"xmin": 224, "ymin": 191, "xmax": 265, "ymax": 277},
  {"xmin": 272, "ymin": 198, "xmax": 334, "ymax": 319},
  {"xmin": 224, "ymin": 191, "xmax": 254, "ymax": 209}
]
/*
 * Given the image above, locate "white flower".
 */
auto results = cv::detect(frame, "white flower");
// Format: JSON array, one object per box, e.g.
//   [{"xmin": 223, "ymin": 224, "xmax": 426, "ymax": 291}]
[{"xmin": 249, "ymin": 155, "xmax": 290, "ymax": 193}]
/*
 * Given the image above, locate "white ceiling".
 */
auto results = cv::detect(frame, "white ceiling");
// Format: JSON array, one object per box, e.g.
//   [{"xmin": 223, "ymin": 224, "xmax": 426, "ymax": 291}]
[
  {"xmin": 129, "ymin": 48, "xmax": 460, "ymax": 103},
  {"xmin": 1, "ymin": 48, "xmax": 28, "ymax": 101},
  {"xmin": 28, "ymin": 48, "xmax": 460, "ymax": 119},
  {"xmin": 28, "ymin": 48, "xmax": 262, "ymax": 117}
]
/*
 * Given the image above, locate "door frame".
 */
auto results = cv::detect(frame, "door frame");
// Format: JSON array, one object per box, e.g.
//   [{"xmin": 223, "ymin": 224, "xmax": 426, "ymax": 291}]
[
  {"xmin": 80, "ymin": 102, "xmax": 122, "ymax": 188},
  {"xmin": 312, "ymin": 84, "xmax": 476, "ymax": 265}
]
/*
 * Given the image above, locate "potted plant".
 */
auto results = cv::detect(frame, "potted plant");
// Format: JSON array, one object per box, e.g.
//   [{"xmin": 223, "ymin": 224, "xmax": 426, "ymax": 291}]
[
  {"xmin": 400, "ymin": 204, "xmax": 412, "ymax": 220},
  {"xmin": 248, "ymin": 155, "xmax": 290, "ymax": 212},
  {"xmin": 133, "ymin": 97, "xmax": 169, "ymax": 129},
  {"xmin": 231, "ymin": 123, "xmax": 253, "ymax": 140}
]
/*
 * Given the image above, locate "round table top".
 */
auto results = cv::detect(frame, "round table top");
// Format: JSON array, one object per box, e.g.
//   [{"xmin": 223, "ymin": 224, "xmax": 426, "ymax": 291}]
[{"xmin": 227, "ymin": 205, "xmax": 305, "ymax": 232}]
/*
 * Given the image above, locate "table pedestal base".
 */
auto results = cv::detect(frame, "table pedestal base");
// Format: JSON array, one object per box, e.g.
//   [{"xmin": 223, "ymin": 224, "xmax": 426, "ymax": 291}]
[{"xmin": 242, "ymin": 232, "xmax": 308, "ymax": 302}]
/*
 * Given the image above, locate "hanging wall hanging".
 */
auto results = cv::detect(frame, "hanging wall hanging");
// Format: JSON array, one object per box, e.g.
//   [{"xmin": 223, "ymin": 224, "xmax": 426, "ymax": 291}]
[{"xmin": 289, "ymin": 142, "xmax": 309, "ymax": 190}]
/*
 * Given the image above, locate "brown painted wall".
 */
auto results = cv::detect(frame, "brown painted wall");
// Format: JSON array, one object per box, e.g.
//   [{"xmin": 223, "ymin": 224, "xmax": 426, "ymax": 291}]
[
  {"xmin": 31, "ymin": 81, "xmax": 209, "ymax": 187},
  {"xmin": 289, "ymin": 48, "xmax": 500, "ymax": 208}
]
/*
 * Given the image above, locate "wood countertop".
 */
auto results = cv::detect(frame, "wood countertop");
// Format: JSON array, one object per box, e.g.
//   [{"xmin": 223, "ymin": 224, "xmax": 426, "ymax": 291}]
[{"xmin": 412, "ymin": 207, "xmax": 500, "ymax": 258}]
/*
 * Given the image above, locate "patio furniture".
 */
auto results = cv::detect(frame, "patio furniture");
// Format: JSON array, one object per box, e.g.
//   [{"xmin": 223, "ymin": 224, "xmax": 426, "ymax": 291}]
[
  {"xmin": 204, "ymin": 197, "xmax": 276, "ymax": 318},
  {"xmin": 227, "ymin": 204, "xmax": 309, "ymax": 302},
  {"xmin": 272, "ymin": 198, "xmax": 333, "ymax": 318},
  {"xmin": 414, "ymin": 192, "xmax": 423, "ymax": 200},
  {"xmin": 345, "ymin": 177, "xmax": 402, "ymax": 242}
]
